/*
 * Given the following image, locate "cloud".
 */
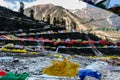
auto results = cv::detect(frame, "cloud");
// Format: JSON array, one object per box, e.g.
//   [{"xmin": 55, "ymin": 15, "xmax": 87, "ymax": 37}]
[
  {"xmin": 24, "ymin": 0, "xmax": 87, "ymax": 9},
  {"xmin": 0, "ymin": 0, "xmax": 20, "ymax": 11},
  {"xmin": 0, "ymin": 0, "xmax": 87, "ymax": 11}
]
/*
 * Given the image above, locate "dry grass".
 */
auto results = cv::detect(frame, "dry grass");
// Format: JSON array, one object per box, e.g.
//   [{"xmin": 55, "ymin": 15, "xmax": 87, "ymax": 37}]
[{"xmin": 90, "ymin": 30, "xmax": 120, "ymax": 42}]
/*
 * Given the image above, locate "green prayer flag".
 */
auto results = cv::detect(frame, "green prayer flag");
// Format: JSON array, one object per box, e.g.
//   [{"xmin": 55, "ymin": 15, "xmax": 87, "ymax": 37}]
[{"xmin": 0, "ymin": 72, "xmax": 29, "ymax": 80}]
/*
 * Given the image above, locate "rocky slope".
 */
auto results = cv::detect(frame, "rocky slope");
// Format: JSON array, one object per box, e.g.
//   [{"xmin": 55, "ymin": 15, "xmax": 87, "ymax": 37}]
[
  {"xmin": 71, "ymin": 7, "xmax": 120, "ymax": 41},
  {"xmin": 24, "ymin": 4, "xmax": 120, "ymax": 41},
  {"xmin": 24, "ymin": 3, "xmax": 120, "ymax": 30},
  {"xmin": 72, "ymin": 7, "xmax": 120, "ymax": 29}
]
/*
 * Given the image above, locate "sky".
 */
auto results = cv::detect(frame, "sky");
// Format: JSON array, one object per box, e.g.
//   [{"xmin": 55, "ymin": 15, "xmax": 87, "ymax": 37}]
[
  {"xmin": 0, "ymin": 0, "xmax": 86, "ymax": 11},
  {"xmin": 0, "ymin": 0, "xmax": 120, "ymax": 11}
]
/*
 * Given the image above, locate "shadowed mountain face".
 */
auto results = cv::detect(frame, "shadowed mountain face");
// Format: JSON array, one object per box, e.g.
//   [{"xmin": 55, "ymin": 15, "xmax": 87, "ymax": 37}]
[
  {"xmin": 72, "ymin": 7, "xmax": 120, "ymax": 29},
  {"xmin": 0, "ymin": 6, "xmax": 46, "ymax": 31},
  {"xmin": 0, "ymin": 6, "xmax": 26, "ymax": 18},
  {"xmin": 24, "ymin": 4, "xmax": 91, "ymax": 30}
]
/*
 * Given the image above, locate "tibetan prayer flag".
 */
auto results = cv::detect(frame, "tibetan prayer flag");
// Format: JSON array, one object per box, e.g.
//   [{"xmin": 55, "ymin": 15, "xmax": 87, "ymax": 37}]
[
  {"xmin": 0, "ymin": 71, "xmax": 6, "ymax": 76},
  {"xmin": 43, "ymin": 58, "xmax": 80, "ymax": 77},
  {"xmin": 0, "ymin": 72, "xmax": 29, "ymax": 80},
  {"xmin": 80, "ymin": 0, "xmax": 111, "ymax": 9},
  {"xmin": 78, "ymin": 69, "xmax": 102, "ymax": 80}
]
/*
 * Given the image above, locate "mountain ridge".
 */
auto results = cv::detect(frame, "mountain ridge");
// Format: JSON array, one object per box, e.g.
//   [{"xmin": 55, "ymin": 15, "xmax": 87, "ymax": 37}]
[
  {"xmin": 24, "ymin": 4, "xmax": 92, "ymax": 31},
  {"xmin": 72, "ymin": 7, "xmax": 120, "ymax": 29}
]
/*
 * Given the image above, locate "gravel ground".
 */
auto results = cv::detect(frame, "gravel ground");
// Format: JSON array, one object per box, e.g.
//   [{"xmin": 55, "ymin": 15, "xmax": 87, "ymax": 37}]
[{"xmin": 0, "ymin": 53, "xmax": 120, "ymax": 80}]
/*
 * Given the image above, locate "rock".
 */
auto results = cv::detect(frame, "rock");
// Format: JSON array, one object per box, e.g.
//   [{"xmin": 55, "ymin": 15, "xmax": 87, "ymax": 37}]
[{"xmin": 0, "ymin": 53, "xmax": 119, "ymax": 80}]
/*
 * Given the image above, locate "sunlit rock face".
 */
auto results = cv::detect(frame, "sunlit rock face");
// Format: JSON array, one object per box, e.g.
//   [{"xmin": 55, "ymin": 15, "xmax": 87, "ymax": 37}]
[{"xmin": 24, "ymin": 4, "xmax": 89, "ymax": 30}]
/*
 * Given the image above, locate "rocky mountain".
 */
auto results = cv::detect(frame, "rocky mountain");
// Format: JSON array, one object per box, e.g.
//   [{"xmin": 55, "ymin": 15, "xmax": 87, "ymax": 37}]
[
  {"xmin": 0, "ymin": 4, "xmax": 119, "ymax": 41},
  {"xmin": 72, "ymin": 7, "xmax": 120, "ymax": 29},
  {"xmin": 24, "ymin": 4, "xmax": 93, "ymax": 31},
  {"xmin": 24, "ymin": 4, "xmax": 120, "ymax": 41}
]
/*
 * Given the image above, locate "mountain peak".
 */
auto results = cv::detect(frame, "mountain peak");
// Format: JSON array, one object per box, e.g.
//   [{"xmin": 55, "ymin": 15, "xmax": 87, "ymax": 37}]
[
  {"xmin": 24, "ymin": 4, "xmax": 89, "ymax": 30},
  {"xmin": 73, "ymin": 7, "xmax": 120, "ymax": 29}
]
